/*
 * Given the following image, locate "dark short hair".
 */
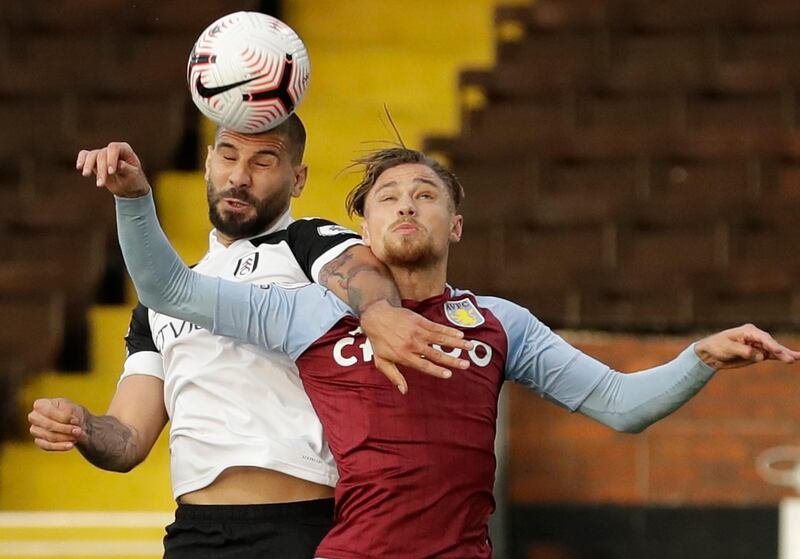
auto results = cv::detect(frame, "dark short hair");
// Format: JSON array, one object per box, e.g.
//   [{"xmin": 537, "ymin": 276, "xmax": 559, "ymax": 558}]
[
  {"xmin": 216, "ymin": 113, "xmax": 306, "ymax": 165},
  {"xmin": 345, "ymin": 147, "xmax": 464, "ymax": 218}
]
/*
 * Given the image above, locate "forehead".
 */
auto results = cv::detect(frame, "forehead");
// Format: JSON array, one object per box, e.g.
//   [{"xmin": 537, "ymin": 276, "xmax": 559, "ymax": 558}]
[
  {"xmin": 215, "ymin": 129, "xmax": 289, "ymax": 153},
  {"xmin": 374, "ymin": 163, "xmax": 445, "ymax": 188}
]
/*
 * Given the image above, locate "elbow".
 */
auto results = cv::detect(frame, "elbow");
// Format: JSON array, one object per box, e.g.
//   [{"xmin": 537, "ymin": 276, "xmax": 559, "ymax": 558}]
[
  {"xmin": 105, "ymin": 451, "xmax": 147, "ymax": 474},
  {"xmin": 109, "ymin": 462, "xmax": 137, "ymax": 474},
  {"xmin": 608, "ymin": 417, "xmax": 650, "ymax": 434}
]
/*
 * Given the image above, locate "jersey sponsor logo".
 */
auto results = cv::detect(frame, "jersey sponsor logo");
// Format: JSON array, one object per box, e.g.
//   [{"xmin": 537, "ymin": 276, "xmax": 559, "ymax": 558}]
[
  {"xmin": 153, "ymin": 318, "xmax": 204, "ymax": 351},
  {"xmin": 444, "ymin": 299, "xmax": 485, "ymax": 328},
  {"xmin": 233, "ymin": 252, "xmax": 260, "ymax": 278},
  {"xmin": 332, "ymin": 327, "xmax": 493, "ymax": 368},
  {"xmin": 317, "ymin": 224, "xmax": 356, "ymax": 237}
]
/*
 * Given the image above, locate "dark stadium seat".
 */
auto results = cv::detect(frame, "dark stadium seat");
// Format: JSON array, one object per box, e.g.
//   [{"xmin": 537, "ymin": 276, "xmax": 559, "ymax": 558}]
[
  {"xmin": 452, "ymin": 161, "xmax": 536, "ymax": 224},
  {"xmin": 498, "ymin": 224, "xmax": 611, "ymax": 292},
  {"xmin": 494, "ymin": 33, "xmax": 602, "ymax": 90},
  {"xmin": 646, "ymin": 157, "xmax": 756, "ymax": 209},
  {"xmin": 576, "ymin": 286, "xmax": 694, "ymax": 331},
  {"xmin": 581, "ymin": 91, "xmax": 676, "ymax": 130},
  {"xmin": 0, "ymin": 293, "xmax": 65, "ymax": 374},
  {"xmin": 76, "ymin": 94, "xmax": 186, "ymax": 169},
  {"xmin": 448, "ymin": 224, "xmax": 501, "ymax": 294},
  {"xmin": 0, "ymin": 0, "xmax": 259, "ymax": 31},
  {"xmin": 0, "ymin": 97, "xmax": 71, "ymax": 159},
  {"xmin": 495, "ymin": 1, "xmax": 617, "ymax": 32},
  {"xmin": 615, "ymin": 222, "xmax": 723, "ymax": 275},
  {"xmin": 497, "ymin": 0, "xmax": 800, "ymax": 32},
  {"xmin": 751, "ymin": 0, "xmax": 800, "ymax": 28},
  {"xmin": 686, "ymin": 91, "xmax": 789, "ymax": 130}
]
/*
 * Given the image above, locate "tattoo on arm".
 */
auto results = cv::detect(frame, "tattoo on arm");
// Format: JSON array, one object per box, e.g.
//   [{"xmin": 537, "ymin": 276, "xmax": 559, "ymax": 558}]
[
  {"xmin": 76, "ymin": 410, "xmax": 141, "ymax": 473},
  {"xmin": 319, "ymin": 249, "xmax": 401, "ymax": 314}
]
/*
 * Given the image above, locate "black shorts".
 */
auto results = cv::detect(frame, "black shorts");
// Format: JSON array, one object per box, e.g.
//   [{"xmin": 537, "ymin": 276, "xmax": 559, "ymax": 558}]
[{"xmin": 163, "ymin": 498, "xmax": 334, "ymax": 559}]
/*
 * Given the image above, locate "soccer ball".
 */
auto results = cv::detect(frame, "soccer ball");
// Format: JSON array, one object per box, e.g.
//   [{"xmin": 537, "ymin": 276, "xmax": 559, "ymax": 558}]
[{"xmin": 187, "ymin": 11, "xmax": 311, "ymax": 133}]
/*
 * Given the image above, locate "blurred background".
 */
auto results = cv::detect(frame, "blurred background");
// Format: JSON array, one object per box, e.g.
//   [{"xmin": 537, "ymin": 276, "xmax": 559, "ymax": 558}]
[{"xmin": 1, "ymin": 0, "xmax": 800, "ymax": 557}]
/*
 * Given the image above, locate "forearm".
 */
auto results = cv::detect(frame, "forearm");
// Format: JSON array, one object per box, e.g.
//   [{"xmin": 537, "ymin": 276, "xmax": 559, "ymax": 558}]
[
  {"xmin": 578, "ymin": 344, "xmax": 717, "ymax": 433},
  {"xmin": 115, "ymin": 192, "xmax": 217, "ymax": 329},
  {"xmin": 76, "ymin": 409, "xmax": 142, "ymax": 473},
  {"xmin": 318, "ymin": 246, "xmax": 401, "ymax": 314}
]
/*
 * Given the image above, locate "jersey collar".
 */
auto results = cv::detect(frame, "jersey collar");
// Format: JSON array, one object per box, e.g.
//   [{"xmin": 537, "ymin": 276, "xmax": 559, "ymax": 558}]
[{"xmin": 207, "ymin": 208, "xmax": 294, "ymax": 253}]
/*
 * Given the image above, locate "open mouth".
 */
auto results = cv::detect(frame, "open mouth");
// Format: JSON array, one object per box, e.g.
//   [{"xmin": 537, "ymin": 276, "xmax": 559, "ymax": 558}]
[{"xmin": 222, "ymin": 198, "xmax": 251, "ymax": 211}]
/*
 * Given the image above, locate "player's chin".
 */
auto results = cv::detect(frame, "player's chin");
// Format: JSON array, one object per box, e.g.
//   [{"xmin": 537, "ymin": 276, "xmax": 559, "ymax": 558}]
[{"xmin": 384, "ymin": 241, "xmax": 435, "ymax": 266}]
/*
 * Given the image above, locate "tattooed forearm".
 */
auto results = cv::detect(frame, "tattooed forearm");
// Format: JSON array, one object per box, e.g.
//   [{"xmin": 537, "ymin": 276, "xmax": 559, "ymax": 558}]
[
  {"xmin": 319, "ymin": 248, "xmax": 402, "ymax": 314},
  {"xmin": 76, "ymin": 411, "xmax": 141, "ymax": 473}
]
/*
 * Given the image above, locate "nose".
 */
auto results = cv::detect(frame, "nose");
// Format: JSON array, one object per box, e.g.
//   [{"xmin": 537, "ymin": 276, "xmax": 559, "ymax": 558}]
[
  {"xmin": 227, "ymin": 160, "xmax": 252, "ymax": 188},
  {"xmin": 397, "ymin": 195, "xmax": 416, "ymax": 217}
]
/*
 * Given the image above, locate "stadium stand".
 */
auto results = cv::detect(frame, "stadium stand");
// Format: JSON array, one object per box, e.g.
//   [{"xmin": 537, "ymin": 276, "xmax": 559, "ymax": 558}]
[
  {"xmin": 428, "ymin": 0, "xmax": 800, "ymax": 332},
  {"xmin": 0, "ymin": 0, "xmax": 258, "ymax": 439}
]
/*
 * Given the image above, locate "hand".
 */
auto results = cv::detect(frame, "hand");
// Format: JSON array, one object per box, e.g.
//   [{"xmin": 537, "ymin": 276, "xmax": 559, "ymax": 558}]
[
  {"xmin": 694, "ymin": 323, "xmax": 800, "ymax": 370},
  {"xmin": 28, "ymin": 398, "xmax": 88, "ymax": 451},
  {"xmin": 360, "ymin": 300, "xmax": 474, "ymax": 394},
  {"xmin": 76, "ymin": 142, "xmax": 151, "ymax": 198}
]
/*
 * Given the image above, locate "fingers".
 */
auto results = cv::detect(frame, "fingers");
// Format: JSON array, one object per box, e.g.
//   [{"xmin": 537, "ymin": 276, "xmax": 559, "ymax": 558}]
[
  {"xmin": 76, "ymin": 142, "xmax": 139, "ymax": 182},
  {"xmin": 33, "ymin": 398, "xmax": 73, "ymax": 423},
  {"xmin": 107, "ymin": 143, "xmax": 121, "ymax": 176},
  {"xmin": 96, "ymin": 149, "xmax": 108, "ymax": 187},
  {"xmin": 374, "ymin": 356, "xmax": 408, "ymax": 395},
  {"xmin": 79, "ymin": 149, "xmax": 98, "ymax": 178},
  {"xmin": 29, "ymin": 424, "xmax": 79, "ymax": 444},
  {"xmin": 729, "ymin": 340, "xmax": 765, "ymax": 363},
  {"xmin": 76, "ymin": 149, "xmax": 88, "ymax": 171},
  {"xmin": 399, "ymin": 352, "xmax": 453, "ymax": 380},
  {"xmin": 738, "ymin": 324, "xmax": 800, "ymax": 364},
  {"xmin": 418, "ymin": 320, "xmax": 473, "ymax": 351},
  {"xmin": 33, "ymin": 437, "xmax": 75, "ymax": 452},
  {"xmin": 29, "ymin": 400, "xmax": 80, "ymax": 435},
  {"xmin": 417, "ymin": 344, "xmax": 469, "ymax": 371}
]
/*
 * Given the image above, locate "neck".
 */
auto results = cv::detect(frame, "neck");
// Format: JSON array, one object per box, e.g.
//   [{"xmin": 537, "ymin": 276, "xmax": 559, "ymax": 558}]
[
  {"xmin": 387, "ymin": 258, "xmax": 448, "ymax": 301},
  {"xmin": 217, "ymin": 232, "xmax": 238, "ymax": 247}
]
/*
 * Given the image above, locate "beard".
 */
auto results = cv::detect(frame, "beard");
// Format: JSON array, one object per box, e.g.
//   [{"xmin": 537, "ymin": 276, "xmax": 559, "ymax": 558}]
[
  {"xmin": 207, "ymin": 180, "xmax": 290, "ymax": 239},
  {"xmin": 381, "ymin": 220, "xmax": 440, "ymax": 268}
]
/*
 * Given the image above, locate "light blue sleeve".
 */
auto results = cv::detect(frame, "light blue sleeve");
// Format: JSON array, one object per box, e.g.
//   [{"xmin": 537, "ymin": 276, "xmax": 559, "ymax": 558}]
[
  {"xmin": 576, "ymin": 344, "xmax": 716, "ymax": 433},
  {"xmin": 475, "ymin": 294, "xmax": 717, "ymax": 432},
  {"xmin": 475, "ymin": 295, "xmax": 609, "ymax": 411},
  {"xmin": 115, "ymin": 191, "xmax": 352, "ymax": 359},
  {"xmin": 214, "ymin": 281, "xmax": 353, "ymax": 360}
]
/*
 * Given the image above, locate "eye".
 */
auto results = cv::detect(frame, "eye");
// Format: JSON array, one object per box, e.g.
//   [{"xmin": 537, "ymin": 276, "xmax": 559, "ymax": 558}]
[
  {"xmin": 379, "ymin": 195, "xmax": 396, "ymax": 202},
  {"xmin": 254, "ymin": 157, "xmax": 278, "ymax": 168},
  {"xmin": 418, "ymin": 191, "xmax": 435, "ymax": 200}
]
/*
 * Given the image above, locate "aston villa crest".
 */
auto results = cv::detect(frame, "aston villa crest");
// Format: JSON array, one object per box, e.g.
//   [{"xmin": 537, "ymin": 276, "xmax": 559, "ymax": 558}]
[{"xmin": 444, "ymin": 299, "xmax": 485, "ymax": 328}]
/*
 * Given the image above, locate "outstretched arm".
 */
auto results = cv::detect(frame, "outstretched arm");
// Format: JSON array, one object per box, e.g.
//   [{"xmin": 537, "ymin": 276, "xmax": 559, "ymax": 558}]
[
  {"xmin": 579, "ymin": 324, "xmax": 800, "ymax": 432},
  {"xmin": 491, "ymin": 298, "xmax": 800, "ymax": 433}
]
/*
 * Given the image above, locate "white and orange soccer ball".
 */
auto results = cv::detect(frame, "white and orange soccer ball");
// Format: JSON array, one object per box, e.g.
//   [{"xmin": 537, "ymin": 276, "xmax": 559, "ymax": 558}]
[{"xmin": 187, "ymin": 11, "xmax": 310, "ymax": 133}]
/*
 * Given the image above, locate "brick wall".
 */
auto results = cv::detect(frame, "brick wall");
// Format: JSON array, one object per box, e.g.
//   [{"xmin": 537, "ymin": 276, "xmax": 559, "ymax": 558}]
[{"xmin": 507, "ymin": 332, "xmax": 800, "ymax": 505}]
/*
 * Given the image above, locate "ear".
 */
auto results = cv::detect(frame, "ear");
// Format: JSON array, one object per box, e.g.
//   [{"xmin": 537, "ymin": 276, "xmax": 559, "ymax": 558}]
[
  {"xmin": 449, "ymin": 214, "xmax": 463, "ymax": 243},
  {"xmin": 291, "ymin": 164, "xmax": 308, "ymax": 198},
  {"xmin": 360, "ymin": 220, "xmax": 371, "ymax": 247},
  {"xmin": 204, "ymin": 146, "xmax": 213, "ymax": 181}
]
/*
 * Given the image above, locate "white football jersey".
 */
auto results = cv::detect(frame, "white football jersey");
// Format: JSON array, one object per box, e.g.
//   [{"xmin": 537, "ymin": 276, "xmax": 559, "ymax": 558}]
[{"xmin": 120, "ymin": 210, "xmax": 361, "ymax": 499}]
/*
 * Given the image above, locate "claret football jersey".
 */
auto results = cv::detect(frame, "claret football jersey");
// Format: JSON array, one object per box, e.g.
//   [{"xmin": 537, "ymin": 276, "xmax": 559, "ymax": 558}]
[{"xmin": 213, "ymin": 281, "xmax": 611, "ymax": 558}]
